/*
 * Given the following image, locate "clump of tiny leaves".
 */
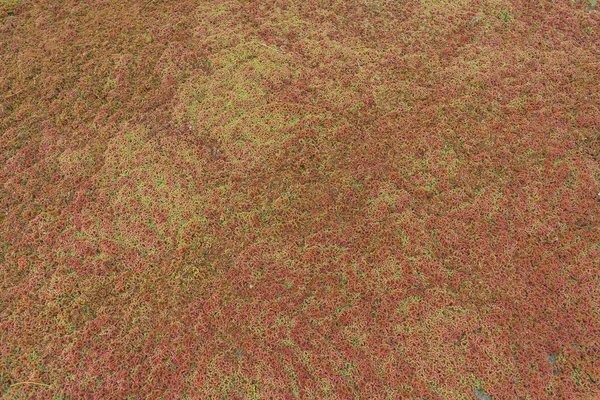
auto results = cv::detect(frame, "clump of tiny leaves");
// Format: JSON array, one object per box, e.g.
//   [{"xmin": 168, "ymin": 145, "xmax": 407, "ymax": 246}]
[{"xmin": 1, "ymin": 0, "xmax": 599, "ymax": 398}]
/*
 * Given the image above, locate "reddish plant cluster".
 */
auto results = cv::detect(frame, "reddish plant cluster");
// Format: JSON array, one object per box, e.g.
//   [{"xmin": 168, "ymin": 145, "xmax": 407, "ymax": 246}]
[{"xmin": 1, "ymin": 0, "xmax": 599, "ymax": 398}]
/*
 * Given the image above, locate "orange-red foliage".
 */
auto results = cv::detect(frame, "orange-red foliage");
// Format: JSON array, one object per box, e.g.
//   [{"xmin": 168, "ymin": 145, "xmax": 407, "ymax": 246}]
[{"xmin": 1, "ymin": 0, "xmax": 599, "ymax": 398}]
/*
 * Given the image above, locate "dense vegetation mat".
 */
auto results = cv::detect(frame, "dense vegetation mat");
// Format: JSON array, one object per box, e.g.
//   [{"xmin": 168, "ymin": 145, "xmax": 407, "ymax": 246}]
[{"xmin": 1, "ymin": 0, "xmax": 599, "ymax": 398}]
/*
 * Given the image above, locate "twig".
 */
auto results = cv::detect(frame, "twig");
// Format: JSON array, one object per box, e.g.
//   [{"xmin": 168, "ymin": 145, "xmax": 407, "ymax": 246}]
[
  {"xmin": 261, "ymin": 42, "xmax": 287, "ymax": 54},
  {"xmin": 141, "ymin": 0, "xmax": 157, "ymax": 10},
  {"xmin": 9, "ymin": 381, "xmax": 51, "ymax": 389},
  {"xmin": 1, "ymin": 89, "xmax": 24, "ymax": 100}
]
